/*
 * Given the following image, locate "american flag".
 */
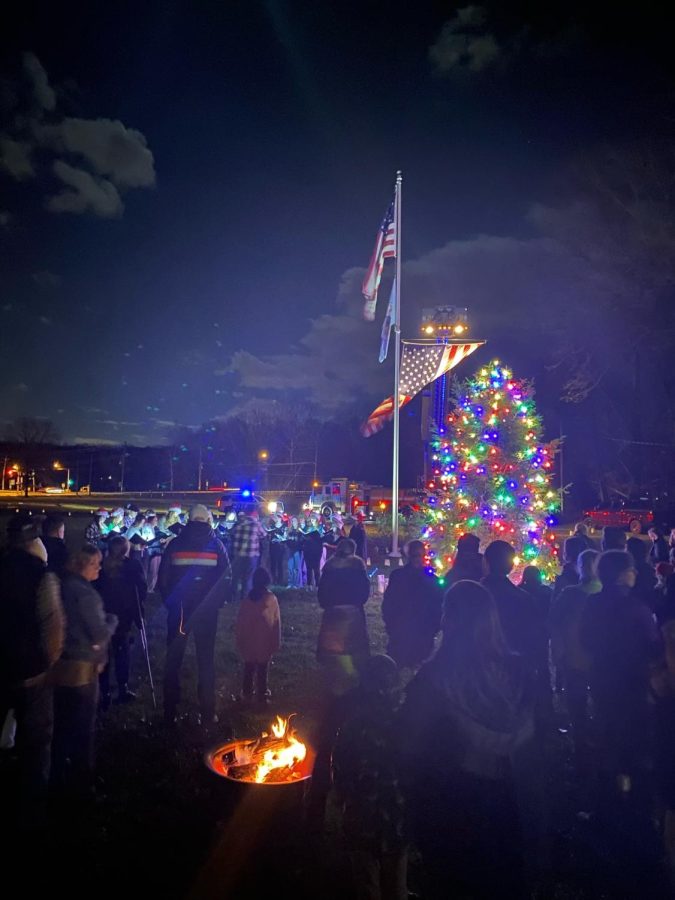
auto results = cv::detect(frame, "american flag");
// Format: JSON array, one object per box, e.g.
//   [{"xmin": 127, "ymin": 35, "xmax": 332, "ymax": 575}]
[
  {"xmin": 362, "ymin": 199, "xmax": 396, "ymax": 321},
  {"xmin": 361, "ymin": 341, "xmax": 482, "ymax": 437},
  {"xmin": 378, "ymin": 277, "xmax": 396, "ymax": 363}
]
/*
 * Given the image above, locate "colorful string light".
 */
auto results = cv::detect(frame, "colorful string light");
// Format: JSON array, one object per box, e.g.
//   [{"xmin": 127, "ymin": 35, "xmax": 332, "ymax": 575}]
[{"xmin": 422, "ymin": 360, "xmax": 560, "ymax": 580}]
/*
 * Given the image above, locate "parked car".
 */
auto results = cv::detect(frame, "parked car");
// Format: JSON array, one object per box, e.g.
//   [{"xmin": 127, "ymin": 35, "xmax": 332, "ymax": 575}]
[
  {"xmin": 217, "ymin": 487, "xmax": 257, "ymax": 513},
  {"xmin": 583, "ymin": 497, "xmax": 675, "ymax": 535}
]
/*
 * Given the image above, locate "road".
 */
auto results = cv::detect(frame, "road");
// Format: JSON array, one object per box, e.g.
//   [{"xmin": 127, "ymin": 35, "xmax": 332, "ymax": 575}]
[{"xmin": 0, "ymin": 490, "xmax": 229, "ymax": 516}]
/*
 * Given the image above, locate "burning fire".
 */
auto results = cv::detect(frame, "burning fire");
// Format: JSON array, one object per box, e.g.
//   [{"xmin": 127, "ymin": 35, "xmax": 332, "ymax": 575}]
[
  {"xmin": 253, "ymin": 716, "xmax": 307, "ymax": 783},
  {"xmin": 226, "ymin": 715, "xmax": 308, "ymax": 784}
]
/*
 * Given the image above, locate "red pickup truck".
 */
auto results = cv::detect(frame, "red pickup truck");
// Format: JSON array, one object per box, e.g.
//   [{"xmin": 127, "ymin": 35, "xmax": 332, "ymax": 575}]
[{"xmin": 581, "ymin": 498, "xmax": 675, "ymax": 535}]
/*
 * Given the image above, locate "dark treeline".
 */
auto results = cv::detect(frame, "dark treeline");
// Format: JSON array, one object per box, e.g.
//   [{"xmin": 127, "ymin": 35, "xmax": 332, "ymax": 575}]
[{"xmin": 0, "ymin": 407, "xmax": 426, "ymax": 495}]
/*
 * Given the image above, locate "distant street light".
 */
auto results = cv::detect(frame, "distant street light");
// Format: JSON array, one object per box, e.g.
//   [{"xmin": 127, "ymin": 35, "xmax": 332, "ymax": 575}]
[
  {"xmin": 53, "ymin": 460, "xmax": 72, "ymax": 491},
  {"xmin": 258, "ymin": 450, "xmax": 269, "ymax": 491}
]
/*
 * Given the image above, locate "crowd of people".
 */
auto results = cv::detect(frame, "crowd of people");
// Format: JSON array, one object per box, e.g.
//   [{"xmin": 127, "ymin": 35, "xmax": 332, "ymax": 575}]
[
  {"xmin": 0, "ymin": 502, "xmax": 368, "ymax": 822},
  {"xmin": 313, "ymin": 522, "xmax": 675, "ymax": 898},
  {"xmin": 4, "ymin": 502, "xmax": 675, "ymax": 898},
  {"xmin": 82, "ymin": 502, "xmax": 369, "ymax": 595}
]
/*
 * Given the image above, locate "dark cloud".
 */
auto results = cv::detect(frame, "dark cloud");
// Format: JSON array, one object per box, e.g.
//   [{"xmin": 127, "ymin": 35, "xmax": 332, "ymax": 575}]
[
  {"xmin": 38, "ymin": 117, "xmax": 155, "ymax": 189},
  {"xmin": 429, "ymin": 7, "xmax": 585, "ymax": 76},
  {"xmin": 72, "ymin": 436, "xmax": 120, "ymax": 446},
  {"xmin": 22, "ymin": 52, "xmax": 56, "ymax": 111},
  {"xmin": 0, "ymin": 136, "xmax": 34, "ymax": 179},
  {"xmin": 31, "ymin": 270, "xmax": 61, "ymax": 288},
  {"xmin": 429, "ymin": 6, "xmax": 501, "ymax": 73},
  {"xmin": 0, "ymin": 55, "xmax": 155, "ymax": 218},
  {"xmin": 229, "ymin": 311, "xmax": 390, "ymax": 415},
  {"xmin": 229, "ymin": 225, "xmax": 603, "ymax": 413},
  {"xmin": 47, "ymin": 161, "xmax": 123, "ymax": 217},
  {"xmin": 97, "ymin": 418, "xmax": 143, "ymax": 428}
]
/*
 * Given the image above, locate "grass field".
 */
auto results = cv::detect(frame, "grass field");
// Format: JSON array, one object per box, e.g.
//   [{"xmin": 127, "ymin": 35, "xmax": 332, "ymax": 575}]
[
  {"xmin": 1, "ymin": 511, "xmax": 669, "ymax": 898},
  {"xmin": 76, "ymin": 586, "xmax": 390, "ymax": 900}
]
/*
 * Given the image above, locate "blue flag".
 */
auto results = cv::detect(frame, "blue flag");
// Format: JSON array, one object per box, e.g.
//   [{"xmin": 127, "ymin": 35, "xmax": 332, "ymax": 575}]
[{"xmin": 378, "ymin": 278, "xmax": 396, "ymax": 363}]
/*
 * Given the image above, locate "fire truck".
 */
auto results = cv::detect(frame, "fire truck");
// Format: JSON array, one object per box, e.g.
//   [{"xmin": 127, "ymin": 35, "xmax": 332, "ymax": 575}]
[{"xmin": 307, "ymin": 477, "xmax": 423, "ymax": 518}]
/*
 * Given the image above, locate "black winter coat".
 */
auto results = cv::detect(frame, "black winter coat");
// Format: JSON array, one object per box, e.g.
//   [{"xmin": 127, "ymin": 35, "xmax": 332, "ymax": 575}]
[
  {"xmin": 158, "ymin": 521, "xmax": 231, "ymax": 622},
  {"xmin": 98, "ymin": 557, "xmax": 148, "ymax": 630},
  {"xmin": 382, "ymin": 565, "xmax": 443, "ymax": 668}
]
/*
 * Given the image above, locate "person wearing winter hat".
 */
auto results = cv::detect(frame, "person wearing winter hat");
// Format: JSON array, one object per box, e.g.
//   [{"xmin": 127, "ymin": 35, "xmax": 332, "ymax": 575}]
[
  {"xmin": 107, "ymin": 508, "xmax": 125, "ymax": 535},
  {"xmin": 158, "ymin": 504, "xmax": 230, "ymax": 727},
  {"xmin": 165, "ymin": 505, "xmax": 184, "ymax": 537},
  {"xmin": 85, "ymin": 509, "xmax": 109, "ymax": 552},
  {"xmin": 189, "ymin": 503, "xmax": 211, "ymax": 524}
]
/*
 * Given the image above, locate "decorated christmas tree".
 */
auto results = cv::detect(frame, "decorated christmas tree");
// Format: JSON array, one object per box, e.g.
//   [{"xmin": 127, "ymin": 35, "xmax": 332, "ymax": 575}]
[{"xmin": 422, "ymin": 359, "xmax": 560, "ymax": 582}]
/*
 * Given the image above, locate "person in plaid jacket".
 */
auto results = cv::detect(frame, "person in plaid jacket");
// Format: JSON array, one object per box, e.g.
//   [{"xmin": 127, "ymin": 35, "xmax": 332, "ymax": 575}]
[{"xmin": 231, "ymin": 506, "xmax": 268, "ymax": 601}]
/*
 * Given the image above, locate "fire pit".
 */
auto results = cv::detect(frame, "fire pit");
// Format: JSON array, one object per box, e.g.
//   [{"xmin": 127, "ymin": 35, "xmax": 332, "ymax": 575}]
[
  {"xmin": 205, "ymin": 715, "xmax": 315, "ymax": 786},
  {"xmin": 198, "ymin": 717, "xmax": 316, "ymax": 895}
]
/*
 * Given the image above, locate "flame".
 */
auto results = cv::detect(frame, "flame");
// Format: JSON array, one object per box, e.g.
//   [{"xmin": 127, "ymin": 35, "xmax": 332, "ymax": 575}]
[
  {"xmin": 226, "ymin": 714, "xmax": 308, "ymax": 784},
  {"xmin": 271, "ymin": 715, "xmax": 287, "ymax": 739},
  {"xmin": 254, "ymin": 715, "xmax": 306, "ymax": 783}
]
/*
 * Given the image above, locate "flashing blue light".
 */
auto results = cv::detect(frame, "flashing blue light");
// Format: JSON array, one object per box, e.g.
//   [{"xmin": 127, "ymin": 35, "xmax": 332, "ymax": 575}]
[{"xmin": 241, "ymin": 488, "xmax": 252, "ymax": 498}]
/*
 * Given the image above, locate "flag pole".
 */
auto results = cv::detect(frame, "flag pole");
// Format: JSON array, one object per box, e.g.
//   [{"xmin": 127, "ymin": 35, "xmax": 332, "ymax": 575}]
[{"xmin": 391, "ymin": 170, "xmax": 403, "ymax": 558}]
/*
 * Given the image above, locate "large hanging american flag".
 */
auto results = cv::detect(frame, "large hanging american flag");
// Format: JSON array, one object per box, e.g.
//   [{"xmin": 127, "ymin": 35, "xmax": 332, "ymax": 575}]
[
  {"xmin": 362, "ymin": 199, "xmax": 396, "ymax": 321},
  {"xmin": 361, "ymin": 341, "xmax": 483, "ymax": 437}
]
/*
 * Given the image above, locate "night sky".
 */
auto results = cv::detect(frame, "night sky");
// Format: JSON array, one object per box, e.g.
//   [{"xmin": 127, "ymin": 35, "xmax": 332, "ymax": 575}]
[{"xmin": 1, "ymin": 2, "xmax": 672, "ymax": 447}]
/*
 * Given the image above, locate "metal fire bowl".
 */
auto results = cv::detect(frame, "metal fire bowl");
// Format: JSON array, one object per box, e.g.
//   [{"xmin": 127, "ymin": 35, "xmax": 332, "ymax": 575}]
[{"xmin": 204, "ymin": 738, "xmax": 316, "ymax": 786}]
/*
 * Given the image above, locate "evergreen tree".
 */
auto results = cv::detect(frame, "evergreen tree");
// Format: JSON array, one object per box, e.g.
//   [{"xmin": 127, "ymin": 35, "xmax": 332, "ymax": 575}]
[{"xmin": 423, "ymin": 359, "xmax": 560, "ymax": 581}]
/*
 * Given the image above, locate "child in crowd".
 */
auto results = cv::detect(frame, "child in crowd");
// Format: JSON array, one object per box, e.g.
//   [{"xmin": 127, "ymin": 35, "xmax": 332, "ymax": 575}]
[{"xmin": 235, "ymin": 567, "xmax": 281, "ymax": 704}]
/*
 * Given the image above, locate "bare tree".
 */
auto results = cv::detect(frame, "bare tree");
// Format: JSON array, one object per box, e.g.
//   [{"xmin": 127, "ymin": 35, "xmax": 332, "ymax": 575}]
[
  {"xmin": 4, "ymin": 417, "xmax": 60, "ymax": 495},
  {"xmin": 5, "ymin": 417, "xmax": 61, "ymax": 445},
  {"xmin": 531, "ymin": 140, "xmax": 675, "ymax": 496}
]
